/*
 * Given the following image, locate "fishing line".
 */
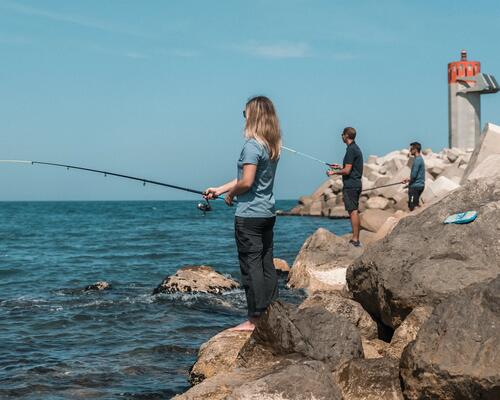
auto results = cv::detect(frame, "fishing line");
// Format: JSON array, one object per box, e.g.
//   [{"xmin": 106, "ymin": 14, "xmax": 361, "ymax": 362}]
[
  {"xmin": 0, "ymin": 159, "xmax": 223, "ymax": 212},
  {"xmin": 281, "ymin": 146, "xmax": 335, "ymax": 167}
]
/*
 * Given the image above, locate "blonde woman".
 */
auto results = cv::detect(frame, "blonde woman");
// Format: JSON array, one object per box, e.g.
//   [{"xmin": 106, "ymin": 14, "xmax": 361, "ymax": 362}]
[{"xmin": 205, "ymin": 96, "xmax": 281, "ymax": 331}]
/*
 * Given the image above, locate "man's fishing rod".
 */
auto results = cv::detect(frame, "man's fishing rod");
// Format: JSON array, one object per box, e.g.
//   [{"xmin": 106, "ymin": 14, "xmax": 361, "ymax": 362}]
[
  {"xmin": 0, "ymin": 159, "xmax": 216, "ymax": 213},
  {"xmin": 362, "ymin": 182, "xmax": 405, "ymax": 193},
  {"xmin": 281, "ymin": 146, "xmax": 335, "ymax": 167}
]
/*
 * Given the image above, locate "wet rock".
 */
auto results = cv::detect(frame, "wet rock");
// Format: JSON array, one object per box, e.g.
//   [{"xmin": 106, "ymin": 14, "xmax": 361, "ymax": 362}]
[
  {"xmin": 287, "ymin": 228, "xmax": 363, "ymax": 292},
  {"xmin": 299, "ymin": 291, "xmax": 378, "ymax": 339},
  {"xmin": 386, "ymin": 306, "xmax": 433, "ymax": 359},
  {"xmin": 273, "ymin": 258, "xmax": 290, "ymax": 274},
  {"xmin": 246, "ymin": 301, "xmax": 363, "ymax": 368},
  {"xmin": 189, "ymin": 329, "xmax": 252, "ymax": 385},
  {"xmin": 153, "ymin": 265, "xmax": 239, "ymax": 295},
  {"xmin": 347, "ymin": 178, "xmax": 500, "ymax": 330},
  {"xmin": 400, "ymin": 276, "xmax": 500, "ymax": 400},
  {"xmin": 84, "ymin": 281, "xmax": 111, "ymax": 291},
  {"xmin": 334, "ymin": 357, "xmax": 404, "ymax": 400}
]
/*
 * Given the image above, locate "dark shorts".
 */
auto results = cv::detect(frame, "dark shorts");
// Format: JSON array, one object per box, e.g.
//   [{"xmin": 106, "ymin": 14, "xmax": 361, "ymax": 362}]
[
  {"xmin": 408, "ymin": 186, "xmax": 424, "ymax": 211},
  {"xmin": 343, "ymin": 188, "xmax": 361, "ymax": 212}
]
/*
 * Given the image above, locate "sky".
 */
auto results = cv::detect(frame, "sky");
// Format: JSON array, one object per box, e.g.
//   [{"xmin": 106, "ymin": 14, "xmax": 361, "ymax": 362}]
[{"xmin": 1, "ymin": 0, "xmax": 499, "ymax": 201}]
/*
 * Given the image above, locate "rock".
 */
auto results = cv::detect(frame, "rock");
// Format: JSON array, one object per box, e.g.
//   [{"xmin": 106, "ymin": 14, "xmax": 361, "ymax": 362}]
[
  {"xmin": 299, "ymin": 291, "xmax": 378, "ymax": 339},
  {"xmin": 365, "ymin": 196, "xmax": 389, "ymax": 210},
  {"xmin": 385, "ymin": 306, "xmax": 433, "ymax": 359},
  {"xmin": 326, "ymin": 206, "xmax": 349, "ymax": 219},
  {"xmin": 359, "ymin": 209, "xmax": 394, "ymax": 233},
  {"xmin": 311, "ymin": 179, "xmax": 334, "ymax": 200},
  {"xmin": 287, "ymin": 228, "xmax": 363, "ymax": 292},
  {"xmin": 334, "ymin": 357, "xmax": 404, "ymax": 400},
  {"xmin": 445, "ymin": 148, "xmax": 461, "ymax": 163},
  {"xmin": 273, "ymin": 258, "xmax": 290, "ymax": 274},
  {"xmin": 421, "ymin": 175, "xmax": 460, "ymax": 205},
  {"xmin": 422, "ymin": 148, "xmax": 433, "ymax": 155},
  {"xmin": 347, "ymin": 178, "xmax": 500, "ymax": 330},
  {"xmin": 367, "ymin": 155, "xmax": 378, "ymax": 165},
  {"xmin": 467, "ymin": 154, "xmax": 500, "ymax": 181},
  {"xmin": 309, "ymin": 200, "xmax": 323, "ymax": 216},
  {"xmin": 371, "ymin": 210, "xmax": 407, "ymax": 242},
  {"xmin": 298, "ymin": 195, "xmax": 313, "ymax": 206},
  {"xmin": 153, "ymin": 265, "xmax": 239, "ymax": 295},
  {"xmin": 84, "ymin": 281, "xmax": 111, "ymax": 291},
  {"xmin": 385, "ymin": 157, "xmax": 406, "ymax": 175},
  {"xmin": 400, "ymin": 276, "xmax": 500, "ymax": 400},
  {"xmin": 190, "ymin": 329, "xmax": 252, "ymax": 384},
  {"xmin": 359, "ymin": 229, "xmax": 376, "ymax": 245},
  {"xmin": 247, "ymin": 301, "xmax": 363, "ymax": 368},
  {"xmin": 362, "ymin": 338, "xmax": 389, "ymax": 359},
  {"xmin": 331, "ymin": 178, "xmax": 343, "ymax": 193},
  {"xmin": 462, "ymin": 122, "xmax": 500, "ymax": 183},
  {"xmin": 440, "ymin": 164, "xmax": 465, "ymax": 184}
]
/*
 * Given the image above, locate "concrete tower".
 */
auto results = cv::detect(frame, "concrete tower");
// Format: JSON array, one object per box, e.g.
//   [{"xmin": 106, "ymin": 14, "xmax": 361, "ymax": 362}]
[{"xmin": 448, "ymin": 50, "xmax": 499, "ymax": 150}]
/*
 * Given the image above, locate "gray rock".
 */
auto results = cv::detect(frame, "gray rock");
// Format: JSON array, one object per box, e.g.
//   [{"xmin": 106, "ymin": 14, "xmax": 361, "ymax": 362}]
[
  {"xmin": 247, "ymin": 301, "xmax": 363, "ymax": 368},
  {"xmin": 347, "ymin": 178, "xmax": 500, "ymax": 329},
  {"xmin": 153, "ymin": 265, "xmax": 239, "ymax": 295},
  {"xmin": 84, "ymin": 281, "xmax": 111, "ymax": 291},
  {"xmin": 400, "ymin": 276, "xmax": 500, "ymax": 400},
  {"xmin": 299, "ymin": 291, "xmax": 378, "ymax": 339},
  {"xmin": 334, "ymin": 357, "xmax": 404, "ymax": 400}
]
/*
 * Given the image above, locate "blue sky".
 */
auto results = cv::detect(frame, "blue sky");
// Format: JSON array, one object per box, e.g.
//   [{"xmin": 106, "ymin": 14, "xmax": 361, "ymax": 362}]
[{"xmin": 1, "ymin": 0, "xmax": 499, "ymax": 201}]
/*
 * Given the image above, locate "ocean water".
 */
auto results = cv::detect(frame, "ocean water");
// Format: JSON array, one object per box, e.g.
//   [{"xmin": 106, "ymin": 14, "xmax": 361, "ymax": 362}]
[{"xmin": 0, "ymin": 200, "xmax": 350, "ymax": 399}]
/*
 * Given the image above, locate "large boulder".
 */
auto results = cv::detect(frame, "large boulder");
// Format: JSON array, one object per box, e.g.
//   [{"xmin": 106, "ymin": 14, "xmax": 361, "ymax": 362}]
[
  {"xmin": 400, "ymin": 276, "xmax": 500, "ymax": 400},
  {"xmin": 467, "ymin": 154, "xmax": 500, "ymax": 182},
  {"xmin": 421, "ymin": 175, "xmax": 460, "ymax": 205},
  {"xmin": 153, "ymin": 266, "xmax": 239, "ymax": 295},
  {"xmin": 334, "ymin": 357, "xmax": 404, "ymax": 400},
  {"xmin": 287, "ymin": 228, "xmax": 363, "ymax": 292},
  {"xmin": 189, "ymin": 329, "xmax": 252, "ymax": 384},
  {"xmin": 462, "ymin": 122, "xmax": 500, "ymax": 183},
  {"xmin": 385, "ymin": 306, "xmax": 433, "ymax": 359},
  {"xmin": 299, "ymin": 291, "xmax": 378, "ymax": 339},
  {"xmin": 245, "ymin": 301, "xmax": 363, "ymax": 368},
  {"xmin": 347, "ymin": 178, "xmax": 500, "ymax": 330},
  {"xmin": 359, "ymin": 209, "xmax": 394, "ymax": 232},
  {"xmin": 365, "ymin": 196, "xmax": 389, "ymax": 210}
]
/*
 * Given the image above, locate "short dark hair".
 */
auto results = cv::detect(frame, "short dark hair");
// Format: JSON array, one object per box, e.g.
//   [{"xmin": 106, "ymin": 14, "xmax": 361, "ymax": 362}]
[
  {"xmin": 410, "ymin": 142, "xmax": 422, "ymax": 152},
  {"xmin": 342, "ymin": 127, "xmax": 356, "ymax": 140}
]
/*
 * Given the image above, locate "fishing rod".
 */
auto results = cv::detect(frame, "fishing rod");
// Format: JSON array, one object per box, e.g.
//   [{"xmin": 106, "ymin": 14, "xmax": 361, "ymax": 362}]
[
  {"xmin": 281, "ymin": 146, "xmax": 336, "ymax": 167},
  {"xmin": 0, "ymin": 159, "xmax": 217, "ymax": 213},
  {"xmin": 361, "ymin": 182, "xmax": 406, "ymax": 193}
]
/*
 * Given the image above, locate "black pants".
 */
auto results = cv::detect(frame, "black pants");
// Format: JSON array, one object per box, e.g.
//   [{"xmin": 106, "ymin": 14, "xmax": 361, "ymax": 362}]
[
  {"xmin": 235, "ymin": 216, "xmax": 278, "ymax": 317},
  {"xmin": 408, "ymin": 186, "xmax": 424, "ymax": 211}
]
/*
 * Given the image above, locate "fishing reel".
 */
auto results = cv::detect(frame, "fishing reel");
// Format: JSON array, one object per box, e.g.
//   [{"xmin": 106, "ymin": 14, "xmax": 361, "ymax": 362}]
[{"xmin": 197, "ymin": 199, "xmax": 212, "ymax": 214}]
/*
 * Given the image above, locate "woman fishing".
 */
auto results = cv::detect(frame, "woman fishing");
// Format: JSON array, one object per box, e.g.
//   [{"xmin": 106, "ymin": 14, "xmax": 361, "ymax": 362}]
[{"xmin": 204, "ymin": 96, "xmax": 281, "ymax": 331}]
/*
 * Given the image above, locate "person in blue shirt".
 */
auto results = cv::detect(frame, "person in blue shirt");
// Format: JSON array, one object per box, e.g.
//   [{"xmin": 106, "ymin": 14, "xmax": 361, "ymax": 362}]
[
  {"xmin": 402, "ymin": 142, "xmax": 425, "ymax": 211},
  {"xmin": 204, "ymin": 96, "xmax": 281, "ymax": 331}
]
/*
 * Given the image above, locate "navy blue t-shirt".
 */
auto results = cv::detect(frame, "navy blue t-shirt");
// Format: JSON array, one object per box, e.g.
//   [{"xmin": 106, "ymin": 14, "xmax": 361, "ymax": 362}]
[{"xmin": 342, "ymin": 142, "xmax": 363, "ymax": 189}]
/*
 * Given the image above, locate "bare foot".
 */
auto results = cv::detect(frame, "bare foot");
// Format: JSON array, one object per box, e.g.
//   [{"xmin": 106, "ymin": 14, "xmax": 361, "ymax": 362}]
[{"xmin": 230, "ymin": 320, "xmax": 256, "ymax": 331}]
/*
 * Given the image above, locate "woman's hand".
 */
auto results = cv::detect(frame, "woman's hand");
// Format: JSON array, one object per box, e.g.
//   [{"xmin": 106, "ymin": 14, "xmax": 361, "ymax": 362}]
[
  {"xmin": 224, "ymin": 192, "xmax": 234, "ymax": 206},
  {"xmin": 203, "ymin": 187, "xmax": 220, "ymax": 200}
]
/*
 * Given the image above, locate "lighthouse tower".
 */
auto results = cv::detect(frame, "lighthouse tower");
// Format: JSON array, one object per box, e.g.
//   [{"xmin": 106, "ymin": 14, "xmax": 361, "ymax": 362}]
[{"xmin": 448, "ymin": 50, "xmax": 499, "ymax": 150}]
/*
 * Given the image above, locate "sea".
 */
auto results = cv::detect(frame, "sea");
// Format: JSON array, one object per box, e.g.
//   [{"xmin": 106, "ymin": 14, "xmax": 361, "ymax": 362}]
[{"xmin": 0, "ymin": 200, "xmax": 350, "ymax": 399}]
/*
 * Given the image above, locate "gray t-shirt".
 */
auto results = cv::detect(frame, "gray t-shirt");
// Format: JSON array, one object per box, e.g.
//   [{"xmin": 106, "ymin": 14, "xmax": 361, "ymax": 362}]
[{"xmin": 235, "ymin": 139, "xmax": 278, "ymax": 218}]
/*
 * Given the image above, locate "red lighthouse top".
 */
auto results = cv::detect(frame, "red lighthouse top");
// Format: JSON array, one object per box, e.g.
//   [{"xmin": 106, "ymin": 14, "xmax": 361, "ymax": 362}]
[{"xmin": 448, "ymin": 50, "xmax": 480, "ymax": 83}]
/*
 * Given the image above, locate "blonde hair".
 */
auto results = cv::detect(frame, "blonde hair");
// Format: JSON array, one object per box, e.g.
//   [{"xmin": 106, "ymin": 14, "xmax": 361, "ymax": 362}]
[{"xmin": 244, "ymin": 96, "xmax": 281, "ymax": 161}]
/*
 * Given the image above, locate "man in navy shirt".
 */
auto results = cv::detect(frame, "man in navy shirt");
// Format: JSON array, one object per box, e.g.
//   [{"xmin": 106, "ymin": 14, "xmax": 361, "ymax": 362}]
[
  {"xmin": 328, "ymin": 127, "xmax": 363, "ymax": 247},
  {"xmin": 403, "ymin": 142, "xmax": 425, "ymax": 211}
]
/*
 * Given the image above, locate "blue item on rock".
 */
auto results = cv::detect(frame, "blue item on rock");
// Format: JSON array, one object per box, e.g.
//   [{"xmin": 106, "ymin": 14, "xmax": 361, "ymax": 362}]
[{"xmin": 443, "ymin": 211, "xmax": 478, "ymax": 224}]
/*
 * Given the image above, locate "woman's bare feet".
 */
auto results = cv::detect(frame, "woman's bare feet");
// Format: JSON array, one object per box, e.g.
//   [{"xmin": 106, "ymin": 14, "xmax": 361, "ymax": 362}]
[{"xmin": 230, "ymin": 317, "xmax": 259, "ymax": 331}]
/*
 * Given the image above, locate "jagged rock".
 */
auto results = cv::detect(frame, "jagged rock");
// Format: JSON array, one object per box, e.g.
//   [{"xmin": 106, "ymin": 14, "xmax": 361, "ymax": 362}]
[
  {"xmin": 421, "ymin": 175, "xmax": 460, "ymax": 205},
  {"xmin": 299, "ymin": 291, "xmax": 378, "ymax": 339},
  {"xmin": 347, "ymin": 178, "xmax": 500, "ymax": 330},
  {"xmin": 467, "ymin": 154, "xmax": 500, "ymax": 181},
  {"xmin": 84, "ymin": 281, "xmax": 111, "ymax": 291},
  {"xmin": 311, "ymin": 179, "xmax": 334, "ymax": 200},
  {"xmin": 273, "ymin": 258, "xmax": 290, "ymax": 274},
  {"xmin": 189, "ymin": 329, "xmax": 252, "ymax": 385},
  {"xmin": 365, "ymin": 196, "xmax": 389, "ymax": 210},
  {"xmin": 362, "ymin": 338, "xmax": 389, "ymax": 359},
  {"xmin": 334, "ymin": 357, "xmax": 404, "ymax": 400},
  {"xmin": 287, "ymin": 228, "xmax": 363, "ymax": 292},
  {"xmin": 462, "ymin": 122, "xmax": 500, "ymax": 183},
  {"xmin": 445, "ymin": 148, "xmax": 462, "ymax": 163},
  {"xmin": 400, "ymin": 276, "xmax": 500, "ymax": 400},
  {"xmin": 153, "ymin": 265, "xmax": 239, "ymax": 295},
  {"xmin": 246, "ymin": 301, "xmax": 363, "ymax": 368},
  {"xmin": 359, "ymin": 209, "xmax": 394, "ymax": 232},
  {"xmin": 441, "ymin": 164, "xmax": 465, "ymax": 184},
  {"xmin": 386, "ymin": 306, "xmax": 433, "ymax": 359}
]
